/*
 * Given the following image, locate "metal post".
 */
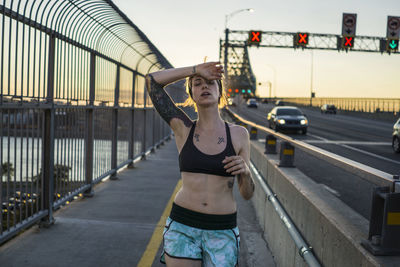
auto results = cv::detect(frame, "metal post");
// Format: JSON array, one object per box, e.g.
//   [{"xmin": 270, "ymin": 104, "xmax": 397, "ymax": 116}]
[
  {"xmin": 142, "ymin": 84, "xmax": 147, "ymax": 160},
  {"xmin": 151, "ymin": 109, "xmax": 156, "ymax": 153},
  {"xmin": 110, "ymin": 65, "xmax": 120, "ymax": 180},
  {"xmin": 41, "ymin": 34, "xmax": 55, "ymax": 227},
  {"xmin": 84, "ymin": 53, "xmax": 95, "ymax": 196},
  {"xmin": 128, "ymin": 73, "xmax": 136, "ymax": 169},
  {"xmin": 310, "ymin": 50, "xmax": 314, "ymax": 107},
  {"xmin": 224, "ymin": 28, "xmax": 229, "ymax": 86}
]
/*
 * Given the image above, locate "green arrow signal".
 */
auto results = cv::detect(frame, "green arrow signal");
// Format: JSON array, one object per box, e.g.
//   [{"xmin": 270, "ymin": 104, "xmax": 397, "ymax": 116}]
[{"xmin": 389, "ymin": 40, "xmax": 398, "ymax": 49}]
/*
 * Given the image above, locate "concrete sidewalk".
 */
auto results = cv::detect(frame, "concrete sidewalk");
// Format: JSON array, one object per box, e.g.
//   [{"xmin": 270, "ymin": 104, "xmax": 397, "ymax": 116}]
[{"xmin": 0, "ymin": 138, "xmax": 275, "ymax": 267}]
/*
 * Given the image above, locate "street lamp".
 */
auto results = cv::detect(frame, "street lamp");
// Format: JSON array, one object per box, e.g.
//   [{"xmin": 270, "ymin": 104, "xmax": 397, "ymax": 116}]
[
  {"xmin": 224, "ymin": 8, "xmax": 254, "ymax": 88},
  {"xmin": 265, "ymin": 64, "xmax": 277, "ymax": 98},
  {"xmin": 225, "ymin": 8, "xmax": 254, "ymax": 29},
  {"xmin": 258, "ymin": 81, "xmax": 272, "ymax": 98}
]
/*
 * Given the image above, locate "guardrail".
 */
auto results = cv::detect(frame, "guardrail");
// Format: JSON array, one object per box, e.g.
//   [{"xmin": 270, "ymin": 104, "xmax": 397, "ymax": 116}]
[
  {"xmin": 258, "ymin": 97, "xmax": 400, "ymax": 114},
  {"xmin": 223, "ymin": 107, "xmax": 400, "ymax": 260},
  {"xmin": 0, "ymin": 0, "xmax": 174, "ymax": 245},
  {"xmin": 224, "ymin": 107, "xmax": 395, "ymax": 189},
  {"xmin": 221, "ymin": 107, "xmax": 400, "ymax": 264}
]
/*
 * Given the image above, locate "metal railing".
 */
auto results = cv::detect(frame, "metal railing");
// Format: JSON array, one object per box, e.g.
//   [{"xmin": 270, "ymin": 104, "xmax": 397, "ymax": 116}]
[
  {"xmin": 268, "ymin": 97, "xmax": 400, "ymax": 114},
  {"xmin": 0, "ymin": 0, "xmax": 174, "ymax": 244}
]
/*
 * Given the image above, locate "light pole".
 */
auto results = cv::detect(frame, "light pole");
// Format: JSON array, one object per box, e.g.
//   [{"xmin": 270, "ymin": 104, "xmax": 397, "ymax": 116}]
[
  {"xmin": 224, "ymin": 8, "xmax": 254, "ymax": 86},
  {"xmin": 258, "ymin": 81, "xmax": 272, "ymax": 98},
  {"xmin": 265, "ymin": 64, "xmax": 277, "ymax": 98},
  {"xmin": 310, "ymin": 50, "xmax": 314, "ymax": 107},
  {"xmin": 225, "ymin": 8, "xmax": 254, "ymax": 29}
]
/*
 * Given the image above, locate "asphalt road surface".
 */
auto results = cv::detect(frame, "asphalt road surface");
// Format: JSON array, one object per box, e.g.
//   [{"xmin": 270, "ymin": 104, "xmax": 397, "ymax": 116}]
[{"xmin": 229, "ymin": 102, "xmax": 400, "ymax": 220}]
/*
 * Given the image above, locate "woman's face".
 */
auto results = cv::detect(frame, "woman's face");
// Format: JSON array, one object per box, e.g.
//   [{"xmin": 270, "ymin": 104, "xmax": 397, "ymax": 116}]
[{"xmin": 191, "ymin": 75, "xmax": 220, "ymax": 106}]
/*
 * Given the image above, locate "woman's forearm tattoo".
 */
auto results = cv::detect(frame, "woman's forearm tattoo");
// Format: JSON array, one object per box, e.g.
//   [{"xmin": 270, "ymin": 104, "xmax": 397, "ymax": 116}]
[{"xmin": 146, "ymin": 74, "xmax": 192, "ymax": 127}]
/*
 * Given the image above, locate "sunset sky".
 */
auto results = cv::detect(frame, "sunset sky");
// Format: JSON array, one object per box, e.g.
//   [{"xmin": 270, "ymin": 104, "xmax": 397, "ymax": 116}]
[{"xmin": 112, "ymin": 0, "xmax": 400, "ymax": 98}]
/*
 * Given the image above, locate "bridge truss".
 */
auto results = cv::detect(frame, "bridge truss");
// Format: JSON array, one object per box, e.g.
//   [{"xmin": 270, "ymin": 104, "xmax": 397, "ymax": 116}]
[{"xmin": 219, "ymin": 29, "xmax": 399, "ymax": 95}]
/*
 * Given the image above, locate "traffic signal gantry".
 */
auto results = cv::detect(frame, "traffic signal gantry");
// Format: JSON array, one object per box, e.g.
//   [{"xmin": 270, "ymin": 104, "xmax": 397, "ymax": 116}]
[{"xmin": 244, "ymin": 14, "xmax": 399, "ymax": 54}]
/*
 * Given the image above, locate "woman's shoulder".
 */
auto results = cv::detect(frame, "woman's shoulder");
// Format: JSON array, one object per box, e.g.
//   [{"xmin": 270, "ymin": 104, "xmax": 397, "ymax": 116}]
[
  {"xmin": 226, "ymin": 122, "xmax": 249, "ymax": 149},
  {"xmin": 227, "ymin": 122, "xmax": 249, "ymax": 137}
]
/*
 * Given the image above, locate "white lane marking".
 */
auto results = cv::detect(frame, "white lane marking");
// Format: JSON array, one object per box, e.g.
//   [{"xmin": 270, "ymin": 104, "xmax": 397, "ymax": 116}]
[
  {"xmin": 308, "ymin": 133, "xmax": 400, "ymax": 165},
  {"xmin": 307, "ymin": 133, "xmax": 328, "ymax": 141},
  {"xmin": 239, "ymin": 107, "xmax": 269, "ymax": 121},
  {"xmin": 340, "ymin": 144, "xmax": 400, "ymax": 165}
]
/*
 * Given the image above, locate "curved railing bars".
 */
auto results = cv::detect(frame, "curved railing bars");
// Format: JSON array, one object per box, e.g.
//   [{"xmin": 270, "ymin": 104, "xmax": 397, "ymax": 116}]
[{"xmin": 119, "ymin": 39, "xmax": 146, "ymax": 63}]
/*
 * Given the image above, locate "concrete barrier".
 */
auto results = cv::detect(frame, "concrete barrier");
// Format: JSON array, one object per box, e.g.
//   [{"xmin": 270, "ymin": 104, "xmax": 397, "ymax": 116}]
[{"xmin": 249, "ymin": 141, "xmax": 399, "ymax": 266}]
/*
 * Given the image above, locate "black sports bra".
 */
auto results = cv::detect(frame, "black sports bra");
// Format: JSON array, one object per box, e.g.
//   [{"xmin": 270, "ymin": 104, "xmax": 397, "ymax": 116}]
[{"xmin": 179, "ymin": 121, "xmax": 237, "ymax": 177}]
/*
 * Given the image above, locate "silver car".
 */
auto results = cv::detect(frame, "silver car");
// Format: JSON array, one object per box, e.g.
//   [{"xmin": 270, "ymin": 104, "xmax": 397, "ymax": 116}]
[{"xmin": 393, "ymin": 118, "xmax": 400, "ymax": 153}]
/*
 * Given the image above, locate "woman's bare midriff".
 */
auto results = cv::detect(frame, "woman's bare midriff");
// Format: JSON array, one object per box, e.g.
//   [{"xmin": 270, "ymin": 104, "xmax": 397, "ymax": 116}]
[
  {"xmin": 173, "ymin": 120, "xmax": 239, "ymax": 215},
  {"xmin": 173, "ymin": 171, "xmax": 237, "ymax": 215}
]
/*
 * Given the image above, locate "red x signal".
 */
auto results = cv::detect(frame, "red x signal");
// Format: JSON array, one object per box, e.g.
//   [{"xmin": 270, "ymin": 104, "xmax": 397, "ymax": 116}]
[
  {"xmin": 248, "ymin": 31, "xmax": 262, "ymax": 45},
  {"xmin": 251, "ymin": 32, "xmax": 260, "ymax": 42},
  {"xmin": 343, "ymin": 36, "xmax": 354, "ymax": 47},
  {"xmin": 298, "ymin": 33, "xmax": 308, "ymax": 44},
  {"xmin": 295, "ymin": 32, "xmax": 309, "ymax": 47}
]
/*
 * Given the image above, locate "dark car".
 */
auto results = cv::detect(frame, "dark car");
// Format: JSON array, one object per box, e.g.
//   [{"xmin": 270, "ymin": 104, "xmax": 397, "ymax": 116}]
[
  {"xmin": 247, "ymin": 98, "xmax": 258, "ymax": 108},
  {"xmin": 267, "ymin": 106, "xmax": 308, "ymax": 134},
  {"xmin": 321, "ymin": 104, "xmax": 337, "ymax": 114},
  {"xmin": 275, "ymin": 100, "xmax": 285, "ymax": 106},
  {"xmin": 392, "ymin": 118, "xmax": 400, "ymax": 153}
]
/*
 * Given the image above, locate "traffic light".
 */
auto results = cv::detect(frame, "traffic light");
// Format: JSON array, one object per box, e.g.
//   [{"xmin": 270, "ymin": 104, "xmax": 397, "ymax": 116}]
[
  {"xmin": 387, "ymin": 39, "xmax": 399, "ymax": 52},
  {"xmin": 342, "ymin": 36, "xmax": 354, "ymax": 49},
  {"xmin": 248, "ymin": 31, "xmax": 262, "ymax": 45},
  {"xmin": 294, "ymin": 32, "xmax": 309, "ymax": 47},
  {"xmin": 241, "ymin": 89, "xmax": 246, "ymax": 94}
]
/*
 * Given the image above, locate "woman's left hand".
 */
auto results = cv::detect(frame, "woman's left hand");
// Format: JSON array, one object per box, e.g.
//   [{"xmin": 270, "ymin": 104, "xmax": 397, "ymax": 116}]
[{"xmin": 222, "ymin": 156, "xmax": 250, "ymax": 176}]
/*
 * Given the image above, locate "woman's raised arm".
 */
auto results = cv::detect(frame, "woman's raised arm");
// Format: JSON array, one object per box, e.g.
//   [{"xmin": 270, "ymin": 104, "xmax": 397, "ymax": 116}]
[{"xmin": 145, "ymin": 62, "xmax": 223, "ymax": 134}]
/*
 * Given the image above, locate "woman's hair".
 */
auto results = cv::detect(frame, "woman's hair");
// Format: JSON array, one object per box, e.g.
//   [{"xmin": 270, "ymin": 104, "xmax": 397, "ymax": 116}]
[{"xmin": 181, "ymin": 76, "xmax": 227, "ymax": 112}]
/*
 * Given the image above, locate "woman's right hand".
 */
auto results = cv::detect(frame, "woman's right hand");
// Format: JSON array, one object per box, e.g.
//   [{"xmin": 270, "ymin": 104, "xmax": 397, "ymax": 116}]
[{"xmin": 195, "ymin": 62, "xmax": 224, "ymax": 80}]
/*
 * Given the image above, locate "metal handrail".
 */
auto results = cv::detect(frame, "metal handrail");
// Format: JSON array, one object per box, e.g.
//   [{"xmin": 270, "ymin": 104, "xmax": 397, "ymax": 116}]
[{"xmin": 249, "ymin": 162, "xmax": 321, "ymax": 267}]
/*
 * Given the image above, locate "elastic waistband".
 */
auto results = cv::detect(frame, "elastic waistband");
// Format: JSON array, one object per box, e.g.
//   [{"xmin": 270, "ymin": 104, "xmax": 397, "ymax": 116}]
[{"xmin": 170, "ymin": 202, "xmax": 237, "ymax": 230}]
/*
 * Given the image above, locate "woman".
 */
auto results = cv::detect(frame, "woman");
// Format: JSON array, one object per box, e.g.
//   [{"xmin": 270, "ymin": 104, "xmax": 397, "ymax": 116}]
[{"xmin": 146, "ymin": 61, "xmax": 255, "ymax": 267}]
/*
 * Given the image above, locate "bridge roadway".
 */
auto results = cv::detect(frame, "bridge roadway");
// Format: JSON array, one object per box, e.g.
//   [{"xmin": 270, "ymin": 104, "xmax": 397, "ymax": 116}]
[
  {"xmin": 0, "ymin": 137, "xmax": 275, "ymax": 267},
  {"xmin": 230, "ymin": 102, "xmax": 400, "ymax": 220}
]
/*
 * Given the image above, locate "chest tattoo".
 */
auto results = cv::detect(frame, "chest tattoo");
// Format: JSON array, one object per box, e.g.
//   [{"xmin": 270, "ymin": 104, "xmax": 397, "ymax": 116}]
[
  {"xmin": 217, "ymin": 137, "xmax": 225, "ymax": 144},
  {"xmin": 194, "ymin": 133, "xmax": 200, "ymax": 142}
]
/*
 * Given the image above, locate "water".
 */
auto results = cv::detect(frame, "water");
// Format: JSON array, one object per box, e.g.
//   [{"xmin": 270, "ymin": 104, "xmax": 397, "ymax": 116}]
[{"xmin": 1, "ymin": 137, "xmax": 140, "ymax": 182}]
